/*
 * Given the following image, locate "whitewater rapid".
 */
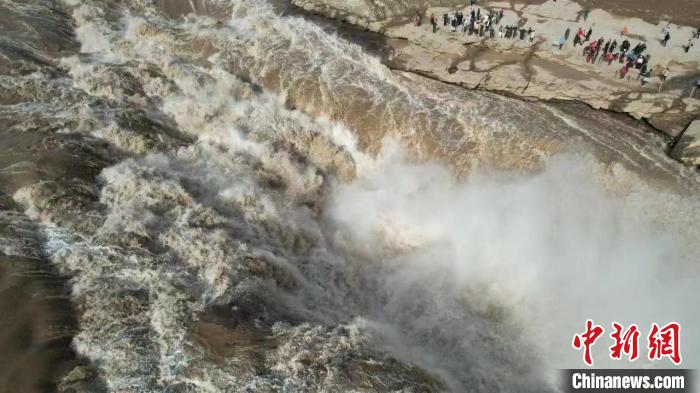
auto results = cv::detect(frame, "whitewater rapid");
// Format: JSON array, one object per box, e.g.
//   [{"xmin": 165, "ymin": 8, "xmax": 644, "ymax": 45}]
[{"xmin": 1, "ymin": 0, "xmax": 699, "ymax": 392}]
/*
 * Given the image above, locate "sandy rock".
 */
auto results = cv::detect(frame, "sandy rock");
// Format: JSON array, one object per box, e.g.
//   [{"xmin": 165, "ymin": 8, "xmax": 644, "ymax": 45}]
[
  {"xmin": 292, "ymin": 0, "xmax": 700, "ymax": 137},
  {"xmin": 671, "ymin": 120, "xmax": 700, "ymax": 166}
]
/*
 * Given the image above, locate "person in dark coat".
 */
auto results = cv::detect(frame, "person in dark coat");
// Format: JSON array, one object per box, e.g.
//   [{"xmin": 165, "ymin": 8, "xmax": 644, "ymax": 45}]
[
  {"xmin": 620, "ymin": 39, "xmax": 630, "ymax": 53},
  {"xmin": 661, "ymin": 32, "xmax": 670, "ymax": 46}
]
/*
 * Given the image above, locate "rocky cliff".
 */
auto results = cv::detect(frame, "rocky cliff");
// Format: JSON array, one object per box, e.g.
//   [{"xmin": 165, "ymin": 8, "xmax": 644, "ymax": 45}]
[{"xmin": 293, "ymin": 0, "xmax": 700, "ymax": 143}]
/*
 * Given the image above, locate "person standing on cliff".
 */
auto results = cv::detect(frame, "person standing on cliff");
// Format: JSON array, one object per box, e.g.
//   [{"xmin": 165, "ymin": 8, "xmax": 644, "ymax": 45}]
[
  {"xmin": 659, "ymin": 67, "xmax": 670, "ymax": 91},
  {"xmin": 620, "ymin": 39, "xmax": 630, "ymax": 55},
  {"xmin": 661, "ymin": 32, "xmax": 671, "ymax": 47},
  {"xmin": 585, "ymin": 27, "xmax": 593, "ymax": 42},
  {"xmin": 559, "ymin": 35, "xmax": 566, "ymax": 50},
  {"xmin": 683, "ymin": 38, "xmax": 694, "ymax": 53},
  {"xmin": 564, "ymin": 27, "xmax": 571, "ymax": 41},
  {"xmin": 689, "ymin": 79, "xmax": 700, "ymax": 98},
  {"xmin": 619, "ymin": 63, "xmax": 629, "ymax": 79},
  {"xmin": 585, "ymin": 45, "xmax": 594, "ymax": 62},
  {"xmin": 638, "ymin": 63, "xmax": 647, "ymax": 80},
  {"xmin": 573, "ymin": 33, "xmax": 581, "ymax": 47},
  {"xmin": 640, "ymin": 68, "xmax": 652, "ymax": 87},
  {"xmin": 430, "ymin": 14, "xmax": 437, "ymax": 33}
]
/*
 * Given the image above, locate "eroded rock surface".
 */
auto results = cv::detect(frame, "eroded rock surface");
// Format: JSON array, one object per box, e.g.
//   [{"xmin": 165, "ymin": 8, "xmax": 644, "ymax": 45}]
[
  {"xmin": 672, "ymin": 120, "xmax": 700, "ymax": 167},
  {"xmin": 293, "ymin": 0, "xmax": 700, "ymax": 137}
]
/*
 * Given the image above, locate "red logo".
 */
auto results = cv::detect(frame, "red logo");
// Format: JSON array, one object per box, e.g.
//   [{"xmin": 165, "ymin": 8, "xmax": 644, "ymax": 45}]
[
  {"xmin": 609, "ymin": 322, "xmax": 640, "ymax": 361},
  {"xmin": 572, "ymin": 319, "xmax": 604, "ymax": 366},
  {"xmin": 573, "ymin": 321, "xmax": 682, "ymax": 366},
  {"xmin": 648, "ymin": 322, "xmax": 681, "ymax": 365}
]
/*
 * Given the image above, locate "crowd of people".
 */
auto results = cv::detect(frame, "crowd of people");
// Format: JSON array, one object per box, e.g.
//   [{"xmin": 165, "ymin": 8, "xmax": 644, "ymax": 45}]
[
  {"xmin": 564, "ymin": 24, "xmax": 700, "ymax": 87},
  {"xmin": 421, "ymin": 7, "xmax": 538, "ymax": 42},
  {"xmin": 416, "ymin": 4, "xmax": 700, "ymax": 91}
]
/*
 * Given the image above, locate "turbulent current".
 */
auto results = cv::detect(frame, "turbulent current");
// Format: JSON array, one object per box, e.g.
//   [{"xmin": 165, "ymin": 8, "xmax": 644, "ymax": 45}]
[{"xmin": 0, "ymin": 0, "xmax": 699, "ymax": 392}]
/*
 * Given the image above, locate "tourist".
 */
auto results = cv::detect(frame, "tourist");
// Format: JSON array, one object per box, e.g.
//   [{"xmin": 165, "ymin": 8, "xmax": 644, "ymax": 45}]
[
  {"xmin": 661, "ymin": 32, "xmax": 670, "ymax": 47},
  {"xmin": 620, "ymin": 39, "xmax": 630, "ymax": 53},
  {"xmin": 641, "ymin": 69, "xmax": 651, "ymax": 87},
  {"xmin": 559, "ymin": 35, "xmax": 566, "ymax": 50},
  {"xmin": 606, "ymin": 52, "xmax": 616, "ymax": 65},
  {"xmin": 585, "ymin": 45, "xmax": 594, "ymax": 62},
  {"xmin": 619, "ymin": 63, "xmax": 629, "ymax": 79},
  {"xmin": 659, "ymin": 67, "xmax": 670, "ymax": 91},
  {"xmin": 631, "ymin": 42, "xmax": 641, "ymax": 54},
  {"xmin": 683, "ymin": 38, "xmax": 694, "ymax": 53},
  {"xmin": 573, "ymin": 33, "xmax": 581, "ymax": 47},
  {"xmin": 609, "ymin": 40, "xmax": 617, "ymax": 54},
  {"xmin": 585, "ymin": 27, "xmax": 593, "ymax": 42},
  {"xmin": 638, "ymin": 63, "xmax": 647, "ymax": 80},
  {"xmin": 564, "ymin": 27, "xmax": 571, "ymax": 41},
  {"xmin": 528, "ymin": 27, "xmax": 535, "ymax": 42},
  {"xmin": 415, "ymin": 13, "xmax": 422, "ymax": 26},
  {"xmin": 621, "ymin": 26, "xmax": 629, "ymax": 36},
  {"xmin": 661, "ymin": 24, "xmax": 671, "ymax": 37},
  {"xmin": 690, "ymin": 79, "xmax": 700, "ymax": 98}
]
